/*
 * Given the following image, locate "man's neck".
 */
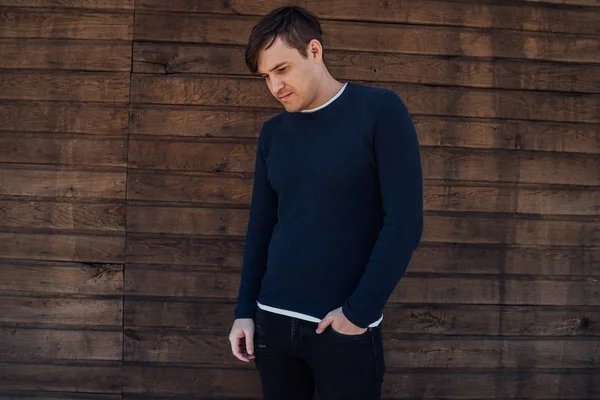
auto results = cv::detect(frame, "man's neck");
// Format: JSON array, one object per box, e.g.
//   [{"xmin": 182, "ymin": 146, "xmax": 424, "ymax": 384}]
[{"xmin": 303, "ymin": 79, "xmax": 345, "ymax": 111}]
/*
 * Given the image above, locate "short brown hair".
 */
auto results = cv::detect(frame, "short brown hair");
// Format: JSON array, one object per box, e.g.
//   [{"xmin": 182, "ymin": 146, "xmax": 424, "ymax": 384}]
[{"xmin": 245, "ymin": 6, "xmax": 324, "ymax": 74}]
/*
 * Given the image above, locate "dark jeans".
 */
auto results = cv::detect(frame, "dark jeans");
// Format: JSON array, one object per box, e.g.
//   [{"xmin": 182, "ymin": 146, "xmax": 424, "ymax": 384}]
[{"xmin": 253, "ymin": 307, "xmax": 386, "ymax": 400}]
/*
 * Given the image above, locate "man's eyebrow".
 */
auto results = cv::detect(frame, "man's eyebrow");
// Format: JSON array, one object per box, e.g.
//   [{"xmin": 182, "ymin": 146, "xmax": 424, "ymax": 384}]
[{"xmin": 259, "ymin": 62, "xmax": 287, "ymax": 76}]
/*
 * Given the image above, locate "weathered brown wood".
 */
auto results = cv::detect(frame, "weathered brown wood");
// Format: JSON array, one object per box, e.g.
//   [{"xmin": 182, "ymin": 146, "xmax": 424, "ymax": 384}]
[
  {"xmin": 0, "ymin": 72, "xmax": 130, "ymax": 102},
  {"xmin": 0, "ymin": 200, "xmax": 124, "ymax": 232},
  {"xmin": 0, "ymin": 10, "xmax": 133, "ymax": 40},
  {"xmin": 0, "ymin": 295, "xmax": 122, "ymax": 327},
  {"xmin": 0, "ymin": 393, "xmax": 121, "ymax": 400},
  {"xmin": 0, "ymin": 361, "xmax": 122, "ymax": 392},
  {"xmin": 125, "ymin": 301, "xmax": 600, "ymax": 337},
  {"xmin": 0, "ymin": 103, "xmax": 129, "ymax": 135},
  {"xmin": 135, "ymin": 0, "xmax": 600, "ymax": 35},
  {"xmin": 0, "ymin": 134, "xmax": 127, "ymax": 167},
  {"xmin": 130, "ymin": 75, "xmax": 600, "ymax": 123},
  {"xmin": 130, "ymin": 172, "xmax": 599, "ymax": 219},
  {"xmin": 133, "ymin": 43, "xmax": 600, "ymax": 94},
  {"xmin": 133, "ymin": 13, "xmax": 600, "ymax": 64},
  {"xmin": 126, "ymin": 206, "xmax": 600, "ymax": 247},
  {"xmin": 0, "ymin": 168, "xmax": 126, "ymax": 200},
  {"xmin": 126, "ymin": 139, "xmax": 600, "ymax": 185},
  {"xmin": 124, "ymin": 268, "xmax": 600, "ymax": 306},
  {"xmin": 123, "ymin": 329, "xmax": 599, "ymax": 369},
  {"xmin": 0, "ymin": 261, "xmax": 123, "ymax": 295},
  {"xmin": 129, "ymin": 106, "xmax": 271, "ymax": 139},
  {"xmin": 0, "ymin": 39, "xmax": 131, "ymax": 71},
  {"xmin": 0, "ymin": 328, "xmax": 121, "ymax": 361},
  {"xmin": 127, "ymin": 171, "xmax": 254, "ymax": 205},
  {"xmin": 0, "ymin": 0, "xmax": 133, "ymax": 9},
  {"xmin": 125, "ymin": 233, "xmax": 600, "ymax": 275},
  {"xmin": 0, "ymin": 232, "xmax": 125, "ymax": 263},
  {"xmin": 122, "ymin": 365, "xmax": 599, "ymax": 398},
  {"xmin": 500, "ymin": 0, "xmax": 600, "ymax": 7},
  {"xmin": 130, "ymin": 105, "xmax": 600, "ymax": 154}
]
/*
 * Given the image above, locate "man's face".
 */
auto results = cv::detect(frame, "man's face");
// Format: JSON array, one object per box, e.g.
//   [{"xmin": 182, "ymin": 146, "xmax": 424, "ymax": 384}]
[{"xmin": 257, "ymin": 36, "xmax": 319, "ymax": 112}]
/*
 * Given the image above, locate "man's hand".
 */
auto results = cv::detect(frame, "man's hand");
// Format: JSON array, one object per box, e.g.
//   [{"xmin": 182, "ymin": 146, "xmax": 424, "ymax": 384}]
[
  {"xmin": 229, "ymin": 318, "xmax": 256, "ymax": 362},
  {"xmin": 315, "ymin": 306, "xmax": 368, "ymax": 335}
]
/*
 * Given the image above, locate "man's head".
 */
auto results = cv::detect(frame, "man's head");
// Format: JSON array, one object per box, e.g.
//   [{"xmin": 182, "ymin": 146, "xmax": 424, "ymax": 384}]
[{"xmin": 245, "ymin": 6, "xmax": 329, "ymax": 112}]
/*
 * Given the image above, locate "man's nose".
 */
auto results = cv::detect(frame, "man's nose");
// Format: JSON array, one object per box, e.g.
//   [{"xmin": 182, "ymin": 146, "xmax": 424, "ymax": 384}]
[{"xmin": 270, "ymin": 78, "xmax": 284, "ymax": 95}]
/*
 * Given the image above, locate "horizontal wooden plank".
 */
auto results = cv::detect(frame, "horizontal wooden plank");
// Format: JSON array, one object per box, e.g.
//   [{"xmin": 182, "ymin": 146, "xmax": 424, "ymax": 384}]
[
  {"xmin": 0, "ymin": 168, "xmax": 126, "ymax": 200},
  {"xmin": 0, "ymin": 133, "xmax": 127, "ymax": 167},
  {"xmin": 133, "ymin": 13, "xmax": 600, "ymax": 63},
  {"xmin": 135, "ymin": 0, "xmax": 600, "ymax": 35},
  {"xmin": 123, "ymin": 329, "xmax": 599, "ymax": 369},
  {"xmin": 125, "ymin": 234, "xmax": 600, "ymax": 276},
  {"xmin": 123, "ymin": 365, "xmax": 599, "ymax": 398},
  {"xmin": 0, "ymin": 392, "xmax": 121, "ymax": 400},
  {"xmin": 0, "ymin": 103, "xmax": 129, "ymax": 135},
  {"xmin": 124, "ymin": 269, "xmax": 600, "ymax": 306},
  {"xmin": 0, "ymin": 39, "xmax": 131, "ymax": 71},
  {"xmin": 127, "ymin": 171, "xmax": 254, "ymax": 205},
  {"xmin": 0, "ymin": 199, "xmax": 124, "ymax": 232},
  {"xmin": 0, "ymin": 295, "xmax": 121, "ymax": 327},
  {"xmin": 0, "ymin": 72, "xmax": 130, "ymax": 103},
  {"xmin": 130, "ymin": 75, "xmax": 600, "ymax": 123},
  {"xmin": 0, "ymin": 328, "xmax": 121, "ymax": 361},
  {"xmin": 130, "ymin": 105, "xmax": 600, "ymax": 154},
  {"xmin": 509, "ymin": 0, "xmax": 600, "ymax": 7},
  {"xmin": 127, "ymin": 174, "xmax": 600, "ymax": 218},
  {"xmin": 0, "ymin": 261, "xmax": 122, "ymax": 295},
  {"xmin": 125, "ymin": 301, "xmax": 600, "ymax": 337},
  {"xmin": 0, "ymin": 10, "xmax": 132, "ymax": 40},
  {"xmin": 128, "ymin": 139, "xmax": 600, "ymax": 186},
  {"xmin": 0, "ymin": 361, "xmax": 121, "ymax": 392},
  {"xmin": 133, "ymin": 43, "xmax": 600, "ymax": 94},
  {"xmin": 127, "ymin": 207, "xmax": 600, "ymax": 247},
  {"xmin": 0, "ymin": 0, "xmax": 133, "ymax": 10},
  {"xmin": 0, "ymin": 232, "xmax": 125, "ymax": 263}
]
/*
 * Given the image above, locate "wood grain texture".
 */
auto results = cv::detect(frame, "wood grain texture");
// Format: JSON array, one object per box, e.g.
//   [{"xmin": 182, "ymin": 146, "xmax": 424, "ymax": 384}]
[
  {"xmin": 0, "ymin": 103, "xmax": 129, "ymax": 135},
  {"xmin": 0, "ymin": 39, "xmax": 131, "ymax": 71},
  {"xmin": 0, "ymin": 295, "xmax": 122, "ymax": 327},
  {"xmin": 0, "ymin": 200, "xmax": 125, "ymax": 232},
  {"xmin": 130, "ymin": 75, "xmax": 600, "ymax": 123},
  {"xmin": 133, "ymin": 13, "xmax": 600, "ymax": 63},
  {"xmin": 0, "ymin": 261, "xmax": 123, "ymax": 295},
  {"xmin": 122, "ymin": 365, "xmax": 599, "ymax": 398},
  {"xmin": 129, "ymin": 105, "xmax": 600, "ymax": 154},
  {"xmin": 0, "ymin": 232, "xmax": 125, "ymax": 263},
  {"xmin": 0, "ymin": 393, "xmax": 121, "ymax": 400},
  {"xmin": 0, "ymin": 328, "xmax": 121, "ymax": 361},
  {"xmin": 125, "ymin": 234, "xmax": 600, "ymax": 275},
  {"xmin": 124, "ymin": 268, "xmax": 600, "ymax": 306},
  {"xmin": 125, "ymin": 206, "xmax": 600, "ymax": 247},
  {"xmin": 0, "ymin": 361, "xmax": 122, "ymax": 392},
  {"xmin": 0, "ymin": 134, "xmax": 127, "ymax": 167},
  {"xmin": 125, "ymin": 139, "xmax": 600, "ymax": 186},
  {"xmin": 0, "ymin": 0, "xmax": 134, "ymax": 9},
  {"xmin": 0, "ymin": 72, "xmax": 130, "ymax": 102},
  {"xmin": 123, "ymin": 329, "xmax": 599, "ymax": 369},
  {"xmin": 133, "ymin": 43, "xmax": 600, "ymax": 94},
  {"xmin": 125, "ymin": 301, "xmax": 599, "ymax": 337},
  {"xmin": 135, "ymin": 0, "xmax": 600, "ymax": 35},
  {"xmin": 0, "ymin": 10, "xmax": 133, "ymax": 40},
  {"xmin": 0, "ymin": 168, "xmax": 126, "ymax": 200}
]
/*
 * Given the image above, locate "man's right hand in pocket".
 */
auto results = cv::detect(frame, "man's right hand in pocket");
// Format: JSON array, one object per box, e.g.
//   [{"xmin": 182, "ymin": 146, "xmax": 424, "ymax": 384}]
[{"xmin": 229, "ymin": 318, "xmax": 256, "ymax": 362}]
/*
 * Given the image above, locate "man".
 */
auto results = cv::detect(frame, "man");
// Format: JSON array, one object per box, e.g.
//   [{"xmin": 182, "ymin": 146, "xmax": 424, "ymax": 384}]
[{"xmin": 229, "ymin": 5, "xmax": 424, "ymax": 400}]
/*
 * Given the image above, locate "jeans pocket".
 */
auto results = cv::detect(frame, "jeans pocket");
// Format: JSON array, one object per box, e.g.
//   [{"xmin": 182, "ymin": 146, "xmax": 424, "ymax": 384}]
[{"xmin": 328, "ymin": 325, "xmax": 372, "ymax": 341}]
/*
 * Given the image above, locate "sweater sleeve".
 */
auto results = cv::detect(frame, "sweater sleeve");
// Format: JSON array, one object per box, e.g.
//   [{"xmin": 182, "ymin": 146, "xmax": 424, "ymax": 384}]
[
  {"xmin": 342, "ymin": 90, "xmax": 424, "ymax": 328},
  {"xmin": 234, "ymin": 125, "xmax": 278, "ymax": 320}
]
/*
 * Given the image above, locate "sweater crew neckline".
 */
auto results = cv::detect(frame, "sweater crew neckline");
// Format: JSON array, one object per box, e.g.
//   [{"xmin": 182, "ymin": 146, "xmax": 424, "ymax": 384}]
[{"xmin": 291, "ymin": 82, "xmax": 351, "ymax": 117}]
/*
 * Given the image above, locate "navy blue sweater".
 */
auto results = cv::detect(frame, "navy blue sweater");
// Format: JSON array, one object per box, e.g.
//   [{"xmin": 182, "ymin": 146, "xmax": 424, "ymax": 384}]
[{"xmin": 234, "ymin": 82, "xmax": 424, "ymax": 328}]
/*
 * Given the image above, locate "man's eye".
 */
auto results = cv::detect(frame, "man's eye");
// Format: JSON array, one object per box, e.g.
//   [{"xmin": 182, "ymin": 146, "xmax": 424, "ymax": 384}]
[{"xmin": 278, "ymin": 67, "xmax": 287, "ymax": 73}]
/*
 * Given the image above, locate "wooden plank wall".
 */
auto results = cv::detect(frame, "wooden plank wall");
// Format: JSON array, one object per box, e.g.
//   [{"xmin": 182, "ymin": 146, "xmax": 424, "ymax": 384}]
[{"xmin": 0, "ymin": 0, "xmax": 599, "ymax": 399}]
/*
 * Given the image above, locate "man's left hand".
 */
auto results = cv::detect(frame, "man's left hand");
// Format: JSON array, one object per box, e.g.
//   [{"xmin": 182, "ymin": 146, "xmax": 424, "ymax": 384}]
[{"xmin": 316, "ymin": 306, "xmax": 368, "ymax": 335}]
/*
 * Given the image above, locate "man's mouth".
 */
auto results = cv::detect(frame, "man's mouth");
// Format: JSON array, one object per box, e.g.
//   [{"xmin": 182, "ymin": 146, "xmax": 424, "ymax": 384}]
[{"xmin": 279, "ymin": 93, "xmax": 292, "ymax": 101}]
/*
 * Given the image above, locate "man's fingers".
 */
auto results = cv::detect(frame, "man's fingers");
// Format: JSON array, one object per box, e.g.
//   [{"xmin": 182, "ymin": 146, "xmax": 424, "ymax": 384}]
[
  {"xmin": 245, "ymin": 328, "xmax": 255, "ymax": 356},
  {"xmin": 316, "ymin": 316, "xmax": 333, "ymax": 334},
  {"xmin": 230, "ymin": 332, "xmax": 251, "ymax": 362}
]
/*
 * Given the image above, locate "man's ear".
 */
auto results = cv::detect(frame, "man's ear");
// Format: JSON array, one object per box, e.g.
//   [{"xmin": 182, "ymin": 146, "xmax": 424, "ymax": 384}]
[{"xmin": 309, "ymin": 39, "xmax": 322, "ymax": 62}]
